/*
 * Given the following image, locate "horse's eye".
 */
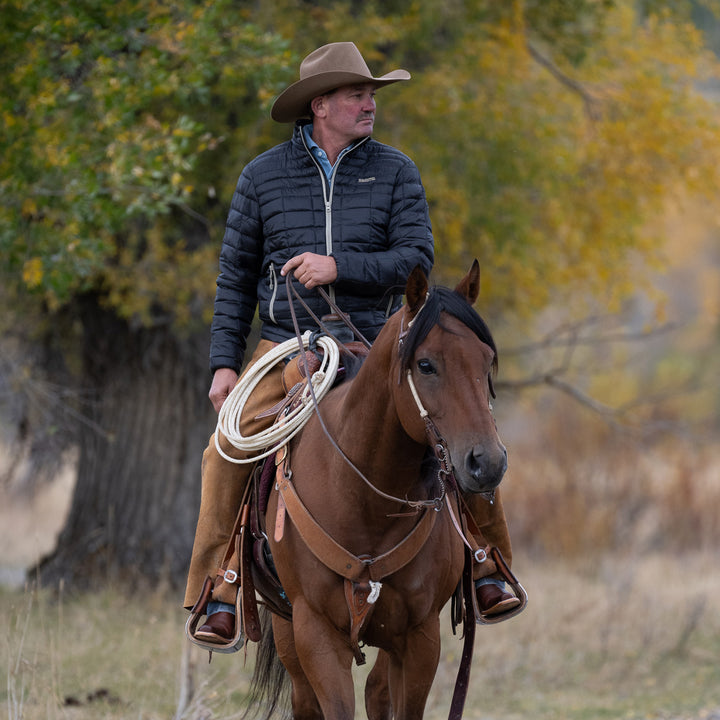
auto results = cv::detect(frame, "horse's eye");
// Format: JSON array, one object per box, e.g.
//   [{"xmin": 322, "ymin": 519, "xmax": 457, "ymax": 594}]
[{"xmin": 416, "ymin": 358, "xmax": 436, "ymax": 375}]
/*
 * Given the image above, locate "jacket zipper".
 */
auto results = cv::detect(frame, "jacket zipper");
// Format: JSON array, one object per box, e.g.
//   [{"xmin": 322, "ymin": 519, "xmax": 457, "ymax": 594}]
[{"xmin": 301, "ymin": 130, "xmax": 370, "ymax": 305}]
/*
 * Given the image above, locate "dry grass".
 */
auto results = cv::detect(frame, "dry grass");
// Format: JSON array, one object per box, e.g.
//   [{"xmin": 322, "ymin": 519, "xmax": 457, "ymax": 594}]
[
  {"xmin": 2, "ymin": 548, "xmax": 719, "ymax": 720},
  {"xmin": 498, "ymin": 400, "xmax": 720, "ymax": 560},
  {"xmin": 429, "ymin": 551, "xmax": 720, "ymax": 720},
  {"xmin": 2, "ymin": 401, "xmax": 719, "ymax": 719}
]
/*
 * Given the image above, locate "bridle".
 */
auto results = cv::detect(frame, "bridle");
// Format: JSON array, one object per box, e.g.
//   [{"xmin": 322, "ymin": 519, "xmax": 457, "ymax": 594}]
[{"xmin": 285, "ymin": 275, "xmax": 451, "ymax": 513}]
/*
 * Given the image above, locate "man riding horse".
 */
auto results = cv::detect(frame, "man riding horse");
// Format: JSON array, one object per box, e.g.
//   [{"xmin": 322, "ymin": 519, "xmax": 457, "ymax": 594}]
[{"xmin": 184, "ymin": 41, "xmax": 522, "ymax": 647}]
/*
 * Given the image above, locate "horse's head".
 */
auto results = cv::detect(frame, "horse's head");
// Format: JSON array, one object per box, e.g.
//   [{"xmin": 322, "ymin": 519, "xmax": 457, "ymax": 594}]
[{"xmin": 392, "ymin": 260, "xmax": 507, "ymax": 495}]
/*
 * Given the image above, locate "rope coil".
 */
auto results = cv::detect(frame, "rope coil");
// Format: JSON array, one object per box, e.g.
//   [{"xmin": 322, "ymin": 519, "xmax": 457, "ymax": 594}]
[{"xmin": 215, "ymin": 332, "xmax": 340, "ymax": 464}]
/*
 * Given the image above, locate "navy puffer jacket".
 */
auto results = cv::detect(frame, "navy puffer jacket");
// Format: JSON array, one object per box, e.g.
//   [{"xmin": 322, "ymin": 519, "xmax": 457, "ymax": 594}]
[{"xmin": 210, "ymin": 121, "xmax": 434, "ymax": 373}]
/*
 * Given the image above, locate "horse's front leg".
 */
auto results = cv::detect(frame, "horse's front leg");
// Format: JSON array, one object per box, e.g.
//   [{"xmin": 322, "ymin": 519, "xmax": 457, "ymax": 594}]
[
  {"xmin": 271, "ymin": 614, "xmax": 322, "ymax": 720},
  {"xmin": 365, "ymin": 649, "xmax": 392, "ymax": 720},
  {"xmin": 388, "ymin": 617, "xmax": 442, "ymax": 720},
  {"xmin": 292, "ymin": 597, "xmax": 356, "ymax": 720}
]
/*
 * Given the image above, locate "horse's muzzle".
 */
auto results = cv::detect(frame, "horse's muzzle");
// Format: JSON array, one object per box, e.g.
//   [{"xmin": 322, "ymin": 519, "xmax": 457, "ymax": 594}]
[{"xmin": 461, "ymin": 443, "xmax": 508, "ymax": 494}]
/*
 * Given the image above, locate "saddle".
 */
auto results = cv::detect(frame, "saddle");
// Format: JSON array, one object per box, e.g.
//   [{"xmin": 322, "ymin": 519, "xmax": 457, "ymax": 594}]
[
  {"xmin": 184, "ymin": 453, "xmax": 290, "ymax": 655},
  {"xmin": 185, "ymin": 339, "xmax": 369, "ymax": 654}
]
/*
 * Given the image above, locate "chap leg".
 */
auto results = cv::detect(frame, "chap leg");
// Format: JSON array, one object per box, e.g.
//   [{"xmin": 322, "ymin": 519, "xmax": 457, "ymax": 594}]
[
  {"xmin": 184, "ymin": 339, "xmax": 285, "ymax": 608},
  {"xmin": 462, "ymin": 487, "xmax": 513, "ymax": 582}
]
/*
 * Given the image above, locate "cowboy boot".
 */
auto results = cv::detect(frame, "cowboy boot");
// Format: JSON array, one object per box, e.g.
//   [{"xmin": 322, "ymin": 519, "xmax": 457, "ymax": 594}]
[
  {"xmin": 463, "ymin": 489, "xmax": 523, "ymax": 619},
  {"xmin": 195, "ymin": 603, "xmax": 236, "ymax": 642}
]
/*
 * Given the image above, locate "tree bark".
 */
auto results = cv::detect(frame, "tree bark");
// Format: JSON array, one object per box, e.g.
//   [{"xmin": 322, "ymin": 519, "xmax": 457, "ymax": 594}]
[{"xmin": 35, "ymin": 294, "xmax": 216, "ymax": 590}]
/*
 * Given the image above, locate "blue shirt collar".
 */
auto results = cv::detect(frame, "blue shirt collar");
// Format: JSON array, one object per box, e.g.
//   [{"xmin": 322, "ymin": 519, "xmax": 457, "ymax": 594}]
[{"xmin": 302, "ymin": 123, "xmax": 358, "ymax": 180}]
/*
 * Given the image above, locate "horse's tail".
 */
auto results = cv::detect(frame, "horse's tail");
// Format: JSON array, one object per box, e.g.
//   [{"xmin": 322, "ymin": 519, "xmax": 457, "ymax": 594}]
[{"xmin": 242, "ymin": 606, "xmax": 291, "ymax": 720}]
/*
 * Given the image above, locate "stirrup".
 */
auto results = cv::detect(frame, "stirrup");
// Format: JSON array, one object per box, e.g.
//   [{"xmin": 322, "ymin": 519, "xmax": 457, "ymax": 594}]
[
  {"xmin": 185, "ymin": 577, "xmax": 245, "ymax": 654},
  {"xmin": 474, "ymin": 548, "xmax": 528, "ymax": 625}
]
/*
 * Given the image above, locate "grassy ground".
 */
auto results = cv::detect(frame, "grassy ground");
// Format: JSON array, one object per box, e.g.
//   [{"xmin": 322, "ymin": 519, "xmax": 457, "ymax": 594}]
[{"xmin": 3, "ymin": 550, "xmax": 719, "ymax": 720}]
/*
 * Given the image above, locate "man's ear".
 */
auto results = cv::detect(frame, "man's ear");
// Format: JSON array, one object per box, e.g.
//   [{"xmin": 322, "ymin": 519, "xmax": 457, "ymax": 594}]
[{"xmin": 310, "ymin": 95, "xmax": 328, "ymax": 118}]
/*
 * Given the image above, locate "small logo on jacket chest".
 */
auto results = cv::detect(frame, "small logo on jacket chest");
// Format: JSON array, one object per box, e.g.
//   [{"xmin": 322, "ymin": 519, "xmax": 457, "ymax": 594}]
[{"xmin": 358, "ymin": 177, "xmax": 376, "ymax": 183}]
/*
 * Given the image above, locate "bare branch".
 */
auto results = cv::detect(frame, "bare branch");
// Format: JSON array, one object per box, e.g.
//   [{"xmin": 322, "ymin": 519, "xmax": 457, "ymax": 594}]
[
  {"xmin": 494, "ymin": 312, "xmax": 710, "ymax": 439},
  {"xmin": 503, "ymin": 315, "xmax": 679, "ymax": 356},
  {"xmin": 526, "ymin": 40, "xmax": 603, "ymax": 121}
]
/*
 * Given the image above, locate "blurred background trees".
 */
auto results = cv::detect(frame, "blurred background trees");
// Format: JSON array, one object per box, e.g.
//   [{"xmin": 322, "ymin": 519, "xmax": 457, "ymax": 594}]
[{"xmin": 1, "ymin": 0, "xmax": 719, "ymax": 589}]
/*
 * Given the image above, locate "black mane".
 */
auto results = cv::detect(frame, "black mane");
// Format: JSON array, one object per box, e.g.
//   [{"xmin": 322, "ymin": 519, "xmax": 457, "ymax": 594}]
[{"xmin": 399, "ymin": 285, "xmax": 498, "ymax": 387}]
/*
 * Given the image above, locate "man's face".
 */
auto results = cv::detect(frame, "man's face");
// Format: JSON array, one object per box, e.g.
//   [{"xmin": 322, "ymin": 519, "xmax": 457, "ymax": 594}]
[{"xmin": 318, "ymin": 83, "xmax": 377, "ymax": 143}]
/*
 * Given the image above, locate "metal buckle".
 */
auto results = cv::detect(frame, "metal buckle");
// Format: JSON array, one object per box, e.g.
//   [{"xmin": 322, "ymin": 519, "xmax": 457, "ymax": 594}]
[
  {"xmin": 474, "ymin": 548, "xmax": 487, "ymax": 563},
  {"xmin": 224, "ymin": 569, "xmax": 238, "ymax": 584}
]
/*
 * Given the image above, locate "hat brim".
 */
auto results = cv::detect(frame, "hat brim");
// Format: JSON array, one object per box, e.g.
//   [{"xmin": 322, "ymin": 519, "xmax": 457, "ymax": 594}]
[{"xmin": 271, "ymin": 69, "xmax": 410, "ymax": 123}]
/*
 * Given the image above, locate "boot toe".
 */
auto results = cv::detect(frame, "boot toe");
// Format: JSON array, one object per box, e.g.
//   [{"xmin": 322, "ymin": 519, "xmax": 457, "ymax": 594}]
[
  {"xmin": 194, "ymin": 611, "xmax": 235, "ymax": 643},
  {"xmin": 476, "ymin": 584, "xmax": 521, "ymax": 617}
]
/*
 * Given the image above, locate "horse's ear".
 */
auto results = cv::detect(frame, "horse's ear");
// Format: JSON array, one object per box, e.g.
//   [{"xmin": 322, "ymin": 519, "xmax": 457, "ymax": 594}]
[
  {"xmin": 454, "ymin": 259, "xmax": 481, "ymax": 304},
  {"xmin": 405, "ymin": 265, "xmax": 429, "ymax": 315}
]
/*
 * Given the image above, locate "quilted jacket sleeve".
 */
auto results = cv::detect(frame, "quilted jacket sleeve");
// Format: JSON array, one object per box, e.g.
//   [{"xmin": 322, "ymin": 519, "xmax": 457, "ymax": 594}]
[{"xmin": 209, "ymin": 166, "xmax": 263, "ymax": 373}]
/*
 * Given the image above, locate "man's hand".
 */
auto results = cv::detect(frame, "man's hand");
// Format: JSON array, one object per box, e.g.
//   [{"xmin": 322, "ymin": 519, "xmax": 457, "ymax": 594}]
[
  {"xmin": 281, "ymin": 252, "xmax": 337, "ymax": 289},
  {"xmin": 209, "ymin": 367, "xmax": 239, "ymax": 414}
]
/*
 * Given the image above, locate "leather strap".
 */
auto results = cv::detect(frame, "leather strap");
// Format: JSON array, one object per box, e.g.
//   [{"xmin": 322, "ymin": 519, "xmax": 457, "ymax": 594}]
[
  {"xmin": 276, "ymin": 462, "xmax": 437, "ymax": 584},
  {"xmin": 254, "ymin": 380, "xmax": 307, "ymax": 420},
  {"xmin": 490, "ymin": 545, "xmax": 518, "ymax": 584},
  {"xmin": 274, "ymin": 491, "xmax": 287, "ymax": 542},
  {"xmin": 240, "ymin": 504, "xmax": 262, "ymax": 642},
  {"xmin": 448, "ymin": 545, "xmax": 476, "ymax": 720},
  {"xmin": 344, "ymin": 578, "xmax": 376, "ymax": 666},
  {"xmin": 189, "ymin": 575, "xmax": 213, "ymax": 615}
]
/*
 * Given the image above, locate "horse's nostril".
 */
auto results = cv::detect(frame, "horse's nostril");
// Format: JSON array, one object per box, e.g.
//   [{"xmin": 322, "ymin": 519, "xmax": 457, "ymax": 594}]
[
  {"xmin": 465, "ymin": 446, "xmax": 486, "ymax": 478},
  {"xmin": 465, "ymin": 444, "xmax": 507, "ymax": 482}
]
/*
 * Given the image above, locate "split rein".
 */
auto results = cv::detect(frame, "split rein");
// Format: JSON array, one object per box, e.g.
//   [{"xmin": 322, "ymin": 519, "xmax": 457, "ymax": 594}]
[{"xmin": 285, "ymin": 275, "xmax": 453, "ymax": 516}]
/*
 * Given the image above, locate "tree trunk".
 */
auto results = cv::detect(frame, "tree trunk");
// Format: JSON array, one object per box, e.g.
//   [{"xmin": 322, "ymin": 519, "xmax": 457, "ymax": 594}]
[{"xmin": 35, "ymin": 295, "xmax": 216, "ymax": 590}]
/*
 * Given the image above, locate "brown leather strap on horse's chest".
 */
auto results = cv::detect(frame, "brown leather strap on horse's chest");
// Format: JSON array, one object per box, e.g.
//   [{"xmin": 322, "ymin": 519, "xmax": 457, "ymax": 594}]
[
  {"xmin": 274, "ymin": 451, "xmax": 439, "ymax": 663},
  {"xmin": 275, "ymin": 461, "xmax": 438, "ymax": 583}
]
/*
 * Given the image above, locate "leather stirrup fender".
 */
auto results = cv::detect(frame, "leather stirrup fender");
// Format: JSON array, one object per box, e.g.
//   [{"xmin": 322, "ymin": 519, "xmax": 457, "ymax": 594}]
[{"xmin": 184, "ymin": 475, "xmax": 257, "ymax": 656}]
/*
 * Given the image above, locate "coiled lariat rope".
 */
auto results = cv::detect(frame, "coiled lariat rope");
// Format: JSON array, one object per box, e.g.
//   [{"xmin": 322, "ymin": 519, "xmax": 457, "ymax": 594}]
[{"xmin": 215, "ymin": 331, "xmax": 340, "ymax": 464}]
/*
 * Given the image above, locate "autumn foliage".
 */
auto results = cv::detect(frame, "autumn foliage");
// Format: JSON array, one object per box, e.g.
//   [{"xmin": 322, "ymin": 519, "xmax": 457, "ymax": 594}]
[{"xmin": 3, "ymin": 0, "xmax": 720, "ymax": 325}]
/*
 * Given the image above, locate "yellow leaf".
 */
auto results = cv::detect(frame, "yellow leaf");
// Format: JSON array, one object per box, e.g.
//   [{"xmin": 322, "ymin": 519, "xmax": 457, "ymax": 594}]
[
  {"xmin": 22, "ymin": 198, "xmax": 38, "ymax": 218},
  {"xmin": 23, "ymin": 257, "xmax": 44, "ymax": 288}
]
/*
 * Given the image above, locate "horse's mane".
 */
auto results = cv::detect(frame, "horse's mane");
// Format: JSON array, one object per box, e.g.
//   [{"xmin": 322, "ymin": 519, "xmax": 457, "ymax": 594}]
[
  {"xmin": 399, "ymin": 285, "xmax": 498, "ymax": 391},
  {"xmin": 335, "ymin": 285, "xmax": 498, "ymax": 393}
]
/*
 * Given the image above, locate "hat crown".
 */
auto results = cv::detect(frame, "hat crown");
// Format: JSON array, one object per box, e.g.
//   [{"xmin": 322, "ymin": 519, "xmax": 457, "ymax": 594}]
[
  {"xmin": 299, "ymin": 42, "xmax": 371, "ymax": 81},
  {"xmin": 271, "ymin": 42, "xmax": 409, "ymax": 123}
]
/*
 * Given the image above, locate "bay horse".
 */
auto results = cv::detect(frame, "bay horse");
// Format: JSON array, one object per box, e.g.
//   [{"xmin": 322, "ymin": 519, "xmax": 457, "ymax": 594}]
[{"xmin": 253, "ymin": 260, "xmax": 508, "ymax": 719}]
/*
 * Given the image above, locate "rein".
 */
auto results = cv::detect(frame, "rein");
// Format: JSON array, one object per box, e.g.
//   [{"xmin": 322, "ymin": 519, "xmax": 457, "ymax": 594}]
[{"xmin": 285, "ymin": 275, "xmax": 447, "ymax": 513}]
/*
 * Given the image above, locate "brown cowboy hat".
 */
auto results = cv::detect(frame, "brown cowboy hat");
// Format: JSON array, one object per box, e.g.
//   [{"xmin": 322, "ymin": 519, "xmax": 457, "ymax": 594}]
[{"xmin": 271, "ymin": 42, "xmax": 410, "ymax": 123}]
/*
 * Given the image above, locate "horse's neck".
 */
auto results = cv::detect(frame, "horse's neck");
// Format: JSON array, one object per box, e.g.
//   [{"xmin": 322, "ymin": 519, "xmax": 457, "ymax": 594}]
[{"xmin": 331, "ymin": 338, "xmax": 426, "ymax": 492}]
